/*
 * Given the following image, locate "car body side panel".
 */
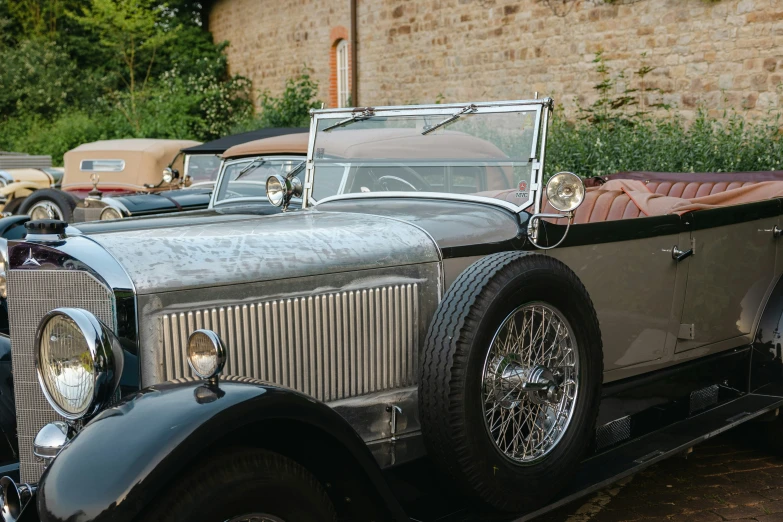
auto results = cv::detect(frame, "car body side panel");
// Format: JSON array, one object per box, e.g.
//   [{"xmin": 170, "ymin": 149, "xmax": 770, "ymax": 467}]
[
  {"xmin": 676, "ymin": 201, "xmax": 781, "ymax": 352},
  {"xmin": 549, "ymin": 226, "xmax": 683, "ymax": 372}
]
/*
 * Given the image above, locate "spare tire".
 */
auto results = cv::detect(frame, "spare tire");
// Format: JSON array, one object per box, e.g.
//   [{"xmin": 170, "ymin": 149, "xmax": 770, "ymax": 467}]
[
  {"xmin": 419, "ymin": 251, "xmax": 603, "ymax": 512},
  {"xmin": 18, "ymin": 189, "xmax": 78, "ymax": 222}
]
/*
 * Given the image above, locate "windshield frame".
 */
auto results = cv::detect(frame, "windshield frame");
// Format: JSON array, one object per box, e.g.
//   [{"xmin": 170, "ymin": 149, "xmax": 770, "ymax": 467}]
[
  {"xmin": 304, "ymin": 98, "xmax": 552, "ymax": 214},
  {"xmin": 208, "ymin": 154, "xmax": 307, "ymax": 208}
]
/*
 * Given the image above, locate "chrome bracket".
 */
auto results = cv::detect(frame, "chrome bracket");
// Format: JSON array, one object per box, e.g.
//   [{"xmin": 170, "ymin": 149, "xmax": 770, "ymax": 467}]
[
  {"xmin": 526, "ymin": 212, "xmax": 574, "ymax": 250},
  {"xmin": 386, "ymin": 405, "xmax": 403, "ymax": 442}
]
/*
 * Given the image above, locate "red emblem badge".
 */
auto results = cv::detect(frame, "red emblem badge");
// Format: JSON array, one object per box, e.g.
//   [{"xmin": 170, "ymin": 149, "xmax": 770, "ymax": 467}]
[{"xmin": 518, "ymin": 181, "xmax": 528, "ymax": 191}]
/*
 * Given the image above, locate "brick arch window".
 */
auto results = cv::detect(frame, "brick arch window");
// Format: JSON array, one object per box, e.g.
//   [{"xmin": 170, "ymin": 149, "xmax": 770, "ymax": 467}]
[{"xmin": 329, "ymin": 26, "xmax": 351, "ymax": 108}]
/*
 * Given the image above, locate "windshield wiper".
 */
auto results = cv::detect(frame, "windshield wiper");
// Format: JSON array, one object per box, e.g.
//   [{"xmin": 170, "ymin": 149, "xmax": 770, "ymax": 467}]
[
  {"xmin": 322, "ymin": 108, "xmax": 375, "ymax": 132},
  {"xmin": 286, "ymin": 161, "xmax": 306, "ymax": 179},
  {"xmin": 234, "ymin": 159, "xmax": 266, "ymax": 180},
  {"xmin": 422, "ymin": 104, "xmax": 477, "ymax": 135}
]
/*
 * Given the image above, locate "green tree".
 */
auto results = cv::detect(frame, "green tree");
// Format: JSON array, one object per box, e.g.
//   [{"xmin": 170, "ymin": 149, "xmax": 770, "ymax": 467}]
[{"xmin": 69, "ymin": 0, "xmax": 180, "ymax": 131}]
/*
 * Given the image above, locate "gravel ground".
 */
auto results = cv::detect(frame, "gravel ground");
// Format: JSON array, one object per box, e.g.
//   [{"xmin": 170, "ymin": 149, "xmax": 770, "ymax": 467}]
[{"xmin": 539, "ymin": 426, "xmax": 783, "ymax": 522}]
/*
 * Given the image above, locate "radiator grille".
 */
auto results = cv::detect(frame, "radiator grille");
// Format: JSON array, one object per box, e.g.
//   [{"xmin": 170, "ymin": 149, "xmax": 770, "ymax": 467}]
[
  {"xmin": 8, "ymin": 270, "xmax": 115, "ymax": 483},
  {"xmin": 160, "ymin": 284, "xmax": 420, "ymax": 402}
]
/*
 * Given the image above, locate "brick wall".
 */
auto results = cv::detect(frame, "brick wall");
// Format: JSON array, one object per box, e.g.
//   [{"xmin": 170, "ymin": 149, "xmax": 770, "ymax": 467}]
[{"xmin": 209, "ymin": 0, "xmax": 783, "ymax": 119}]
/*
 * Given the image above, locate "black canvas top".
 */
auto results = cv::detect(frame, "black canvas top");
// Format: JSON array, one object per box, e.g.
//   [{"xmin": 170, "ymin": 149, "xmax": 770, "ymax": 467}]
[{"xmin": 181, "ymin": 128, "xmax": 308, "ymax": 154}]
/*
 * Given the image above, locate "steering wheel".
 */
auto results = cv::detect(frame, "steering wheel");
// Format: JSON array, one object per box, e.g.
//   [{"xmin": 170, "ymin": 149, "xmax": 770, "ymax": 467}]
[{"xmin": 373, "ymin": 166, "xmax": 431, "ymax": 192}]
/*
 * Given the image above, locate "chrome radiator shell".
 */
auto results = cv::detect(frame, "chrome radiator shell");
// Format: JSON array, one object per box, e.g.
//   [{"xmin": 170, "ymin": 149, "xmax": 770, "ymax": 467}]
[
  {"xmin": 159, "ymin": 283, "xmax": 420, "ymax": 402},
  {"xmin": 7, "ymin": 270, "xmax": 115, "ymax": 483}
]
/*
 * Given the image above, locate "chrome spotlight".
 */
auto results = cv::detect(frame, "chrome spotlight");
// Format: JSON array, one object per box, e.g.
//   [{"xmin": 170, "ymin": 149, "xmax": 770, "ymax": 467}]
[
  {"xmin": 546, "ymin": 172, "xmax": 586, "ymax": 212},
  {"xmin": 266, "ymin": 162, "xmax": 305, "ymax": 211},
  {"xmin": 526, "ymin": 172, "xmax": 587, "ymax": 250}
]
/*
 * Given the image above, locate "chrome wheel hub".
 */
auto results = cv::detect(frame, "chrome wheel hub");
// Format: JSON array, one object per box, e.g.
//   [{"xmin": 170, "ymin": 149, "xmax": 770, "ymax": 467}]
[
  {"xmin": 481, "ymin": 302, "xmax": 579, "ymax": 464},
  {"xmin": 29, "ymin": 202, "xmax": 63, "ymax": 221}
]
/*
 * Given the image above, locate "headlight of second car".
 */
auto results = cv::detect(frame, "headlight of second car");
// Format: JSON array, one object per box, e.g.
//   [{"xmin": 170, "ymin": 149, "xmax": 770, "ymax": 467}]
[
  {"xmin": 36, "ymin": 308, "xmax": 124, "ymax": 420},
  {"xmin": 100, "ymin": 207, "xmax": 123, "ymax": 221}
]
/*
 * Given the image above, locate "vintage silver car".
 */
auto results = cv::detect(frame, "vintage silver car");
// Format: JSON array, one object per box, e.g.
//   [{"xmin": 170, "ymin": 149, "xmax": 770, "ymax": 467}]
[{"xmin": 4, "ymin": 98, "xmax": 783, "ymax": 522}]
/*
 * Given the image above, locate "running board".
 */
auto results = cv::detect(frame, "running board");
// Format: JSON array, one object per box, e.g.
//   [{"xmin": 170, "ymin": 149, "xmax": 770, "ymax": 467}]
[{"xmin": 515, "ymin": 393, "xmax": 783, "ymax": 521}]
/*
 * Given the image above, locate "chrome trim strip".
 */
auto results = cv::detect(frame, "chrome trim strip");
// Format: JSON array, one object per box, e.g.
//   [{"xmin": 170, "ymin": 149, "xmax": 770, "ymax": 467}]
[
  {"xmin": 311, "ymin": 98, "xmax": 551, "ymax": 115},
  {"xmin": 313, "ymin": 191, "xmax": 533, "ymax": 213}
]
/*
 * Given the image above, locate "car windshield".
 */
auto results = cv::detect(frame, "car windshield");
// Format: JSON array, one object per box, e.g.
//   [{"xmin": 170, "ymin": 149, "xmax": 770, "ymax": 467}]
[
  {"xmin": 186, "ymin": 154, "xmax": 223, "ymax": 183},
  {"xmin": 214, "ymin": 156, "xmax": 304, "ymax": 203},
  {"xmin": 309, "ymin": 106, "xmax": 541, "ymax": 209}
]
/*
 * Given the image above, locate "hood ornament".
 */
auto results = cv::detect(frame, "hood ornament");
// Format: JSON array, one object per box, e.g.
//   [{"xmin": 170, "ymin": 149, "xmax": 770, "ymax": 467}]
[
  {"xmin": 22, "ymin": 248, "xmax": 41, "ymax": 267},
  {"xmin": 87, "ymin": 173, "xmax": 102, "ymax": 201}
]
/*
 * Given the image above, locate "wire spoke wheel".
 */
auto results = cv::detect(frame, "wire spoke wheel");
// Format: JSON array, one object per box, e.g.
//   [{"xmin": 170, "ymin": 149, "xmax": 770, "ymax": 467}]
[
  {"xmin": 481, "ymin": 301, "xmax": 579, "ymax": 464},
  {"xmin": 28, "ymin": 201, "xmax": 63, "ymax": 221}
]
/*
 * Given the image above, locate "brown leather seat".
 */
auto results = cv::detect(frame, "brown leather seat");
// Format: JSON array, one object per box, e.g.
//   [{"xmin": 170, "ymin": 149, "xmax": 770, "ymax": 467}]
[
  {"xmin": 541, "ymin": 190, "xmax": 643, "ymax": 224},
  {"xmin": 646, "ymin": 180, "xmax": 758, "ymax": 198},
  {"xmin": 482, "ymin": 175, "xmax": 775, "ymax": 225}
]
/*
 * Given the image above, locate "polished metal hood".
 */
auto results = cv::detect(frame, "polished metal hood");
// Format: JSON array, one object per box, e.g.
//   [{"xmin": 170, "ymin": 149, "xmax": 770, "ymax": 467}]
[{"xmin": 88, "ymin": 209, "xmax": 441, "ymax": 295}]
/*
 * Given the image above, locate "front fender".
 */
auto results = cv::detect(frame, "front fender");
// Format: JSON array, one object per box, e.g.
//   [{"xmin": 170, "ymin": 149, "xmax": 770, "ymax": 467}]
[{"xmin": 37, "ymin": 379, "xmax": 407, "ymax": 522}]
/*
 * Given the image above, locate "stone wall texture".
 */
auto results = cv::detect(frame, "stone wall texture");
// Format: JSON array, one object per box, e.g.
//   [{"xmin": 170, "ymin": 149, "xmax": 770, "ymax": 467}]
[{"xmin": 208, "ymin": 0, "xmax": 783, "ymax": 119}]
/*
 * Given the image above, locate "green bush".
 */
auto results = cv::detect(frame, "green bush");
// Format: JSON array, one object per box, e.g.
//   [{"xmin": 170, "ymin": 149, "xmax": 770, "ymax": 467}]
[
  {"xmin": 546, "ymin": 52, "xmax": 783, "ymax": 176},
  {"xmin": 547, "ymin": 110, "xmax": 783, "ymax": 177},
  {"xmin": 251, "ymin": 68, "xmax": 322, "ymax": 129}
]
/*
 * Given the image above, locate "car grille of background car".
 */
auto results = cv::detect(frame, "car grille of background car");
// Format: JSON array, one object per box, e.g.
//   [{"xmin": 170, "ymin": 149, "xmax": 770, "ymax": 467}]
[{"xmin": 7, "ymin": 270, "xmax": 114, "ymax": 483}]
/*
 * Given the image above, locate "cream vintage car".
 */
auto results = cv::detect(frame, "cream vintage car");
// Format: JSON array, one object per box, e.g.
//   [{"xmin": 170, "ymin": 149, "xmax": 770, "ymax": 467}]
[
  {"xmin": 0, "ymin": 153, "xmax": 63, "ymax": 215},
  {"xmin": 5, "ymin": 99, "xmax": 783, "ymax": 522},
  {"xmin": 16, "ymin": 139, "xmax": 199, "ymax": 222}
]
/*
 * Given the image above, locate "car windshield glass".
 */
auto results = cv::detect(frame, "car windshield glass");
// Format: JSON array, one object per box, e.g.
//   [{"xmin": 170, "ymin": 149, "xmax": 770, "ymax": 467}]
[
  {"xmin": 214, "ymin": 157, "xmax": 304, "ymax": 203},
  {"xmin": 186, "ymin": 154, "xmax": 222, "ymax": 183},
  {"xmin": 310, "ymin": 108, "xmax": 539, "ymax": 209}
]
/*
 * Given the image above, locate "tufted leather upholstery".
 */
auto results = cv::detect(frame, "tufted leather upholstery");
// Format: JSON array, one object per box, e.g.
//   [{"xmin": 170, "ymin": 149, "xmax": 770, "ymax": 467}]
[
  {"xmin": 482, "ymin": 172, "xmax": 783, "ymax": 224},
  {"xmin": 645, "ymin": 180, "xmax": 758, "ymax": 198},
  {"xmin": 540, "ymin": 190, "xmax": 643, "ymax": 224}
]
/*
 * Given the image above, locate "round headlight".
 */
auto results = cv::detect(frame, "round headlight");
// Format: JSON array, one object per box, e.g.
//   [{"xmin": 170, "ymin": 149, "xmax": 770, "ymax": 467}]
[
  {"xmin": 187, "ymin": 330, "xmax": 226, "ymax": 380},
  {"xmin": 36, "ymin": 308, "xmax": 124, "ymax": 420},
  {"xmin": 546, "ymin": 172, "xmax": 586, "ymax": 212},
  {"xmin": 266, "ymin": 175, "xmax": 285, "ymax": 207},
  {"xmin": 100, "ymin": 207, "xmax": 122, "ymax": 221}
]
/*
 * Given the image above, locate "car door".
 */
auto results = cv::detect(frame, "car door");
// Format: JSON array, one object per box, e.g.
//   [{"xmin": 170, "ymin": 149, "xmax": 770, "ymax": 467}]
[
  {"xmin": 675, "ymin": 200, "xmax": 781, "ymax": 353},
  {"xmin": 549, "ymin": 213, "xmax": 685, "ymax": 372}
]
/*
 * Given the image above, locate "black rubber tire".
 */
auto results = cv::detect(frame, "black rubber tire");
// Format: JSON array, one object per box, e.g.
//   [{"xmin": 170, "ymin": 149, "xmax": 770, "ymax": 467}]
[
  {"xmin": 3, "ymin": 197, "xmax": 25, "ymax": 215},
  {"xmin": 140, "ymin": 448, "xmax": 336, "ymax": 522},
  {"xmin": 419, "ymin": 251, "xmax": 603, "ymax": 513},
  {"xmin": 18, "ymin": 189, "xmax": 77, "ymax": 222}
]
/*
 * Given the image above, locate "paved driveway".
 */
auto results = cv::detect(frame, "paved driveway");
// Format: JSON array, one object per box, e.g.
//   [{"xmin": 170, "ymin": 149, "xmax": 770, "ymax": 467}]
[{"xmin": 540, "ymin": 427, "xmax": 783, "ymax": 522}]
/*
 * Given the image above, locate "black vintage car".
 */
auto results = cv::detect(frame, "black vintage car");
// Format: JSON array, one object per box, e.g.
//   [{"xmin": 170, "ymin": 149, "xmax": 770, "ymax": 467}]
[
  {"xmin": 72, "ymin": 127, "xmax": 306, "ymax": 222},
  {"xmin": 5, "ymin": 99, "xmax": 783, "ymax": 522}
]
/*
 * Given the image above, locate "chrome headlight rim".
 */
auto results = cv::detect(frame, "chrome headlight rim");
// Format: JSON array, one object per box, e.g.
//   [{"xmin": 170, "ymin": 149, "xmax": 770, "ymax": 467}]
[
  {"xmin": 35, "ymin": 308, "xmax": 124, "ymax": 421},
  {"xmin": 266, "ymin": 174, "xmax": 286, "ymax": 207},
  {"xmin": 545, "ymin": 171, "xmax": 586, "ymax": 213},
  {"xmin": 187, "ymin": 329, "xmax": 227, "ymax": 381},
  {"xmin": 99, "ymin": 206, "xmax": 123, "ymax": 221}
]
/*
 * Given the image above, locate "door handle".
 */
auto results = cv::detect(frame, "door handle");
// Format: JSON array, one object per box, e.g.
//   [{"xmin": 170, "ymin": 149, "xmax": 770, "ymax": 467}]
[{"xmin": 672, "ymin": 246, "xmax": 693, "ymax": 262}]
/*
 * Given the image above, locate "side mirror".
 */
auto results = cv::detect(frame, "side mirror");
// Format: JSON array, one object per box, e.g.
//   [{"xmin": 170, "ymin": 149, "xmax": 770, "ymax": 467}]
[{"xmin": 527, "ymin": 172, "xmax": 585, "ymax": 250}]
